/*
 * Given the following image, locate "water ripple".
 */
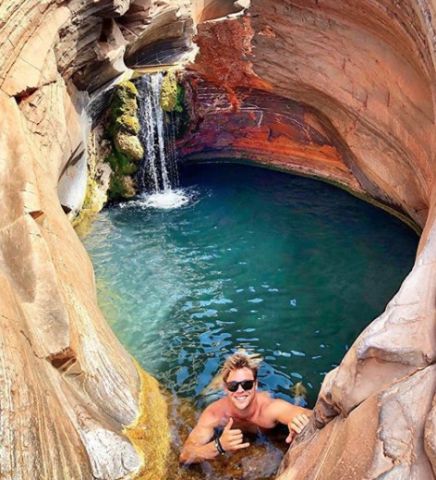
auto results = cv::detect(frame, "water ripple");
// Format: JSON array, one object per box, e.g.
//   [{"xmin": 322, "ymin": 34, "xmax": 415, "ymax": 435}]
[{"xmin": 83, "ymin": 163, "xmax": 418, "ymax": 407}]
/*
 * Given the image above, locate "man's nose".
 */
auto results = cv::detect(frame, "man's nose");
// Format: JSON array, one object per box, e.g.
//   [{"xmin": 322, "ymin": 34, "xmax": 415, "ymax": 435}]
[{"xmin": 236, "ymin": 384, "xmax": 244, "ymax": 392}]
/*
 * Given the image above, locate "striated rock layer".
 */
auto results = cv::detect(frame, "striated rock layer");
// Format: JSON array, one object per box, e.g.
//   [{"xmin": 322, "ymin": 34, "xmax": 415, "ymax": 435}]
[
  {"xmin": 178, "ymin": 77, "xmax": 363, "ymax": 193},
  {"xmin": 0, "ymin": 84, "xmax": 140, "ymax": 480},
  {"xmin": 0, "ymin": 1, "xmax": 256, "ymax": 478},
  {"xmin": 178, "ymin": 1, "xmax": 436, "ymax": 478},
  {"xmin": 0, "ymin": 0, "xmax": 435, "ymax": 479},
  {"xmin": 0, "ymin": 0, "xmax": 206, "ymax": 478}
]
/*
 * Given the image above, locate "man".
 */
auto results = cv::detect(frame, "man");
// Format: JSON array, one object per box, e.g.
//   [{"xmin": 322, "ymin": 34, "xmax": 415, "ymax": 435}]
[{"xmin": 180, "ymin": 351, "xmax": 311, "ymax": 464}]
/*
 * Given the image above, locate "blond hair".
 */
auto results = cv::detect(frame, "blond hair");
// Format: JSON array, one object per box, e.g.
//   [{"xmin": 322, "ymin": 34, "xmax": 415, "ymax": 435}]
[{"xmin": 220, "ymin": 350, "xmax": 262, "ymax": 382}]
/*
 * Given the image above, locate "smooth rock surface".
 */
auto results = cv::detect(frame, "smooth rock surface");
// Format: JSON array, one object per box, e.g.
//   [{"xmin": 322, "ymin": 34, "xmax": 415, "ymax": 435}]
[
  {"xmin": 277, "ymin": 366, "xmax": 436, "ymax": 480},
  {"xmin": 425, "ymin": 396, "xmax": 436, "ymax": 476},
  {"xmin": 0, "ymin": 85, "xmax": 142, "ymax": 479},
  {"xmin": 0, "ymin": 0, "xmax": 435, "ymax": 478},
  {"xmin": 0, "ymin": 1, "xmax": 187, "ymax": 478}
]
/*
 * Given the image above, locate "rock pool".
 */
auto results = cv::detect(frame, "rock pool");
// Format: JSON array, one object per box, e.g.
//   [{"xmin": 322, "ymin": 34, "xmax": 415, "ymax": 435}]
[{"xmin": 83, "ymin": 162, "xmax": 418, "ymax": 478}]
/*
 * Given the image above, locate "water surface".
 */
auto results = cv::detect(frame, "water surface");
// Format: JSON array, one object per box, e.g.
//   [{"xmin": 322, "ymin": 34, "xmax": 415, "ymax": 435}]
[
  {"xmin": 84, "ymin": 163, "xmax": 417, "ymax": 405},
  {"xmin": 83, "ymin": 163, "xmax": 417, "ymax": 477}
]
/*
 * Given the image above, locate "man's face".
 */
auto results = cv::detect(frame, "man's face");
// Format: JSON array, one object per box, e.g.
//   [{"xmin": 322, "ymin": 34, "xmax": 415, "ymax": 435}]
[{"xmin": 224, "ymin": 367, "xmax": 257, "ymax": 411}]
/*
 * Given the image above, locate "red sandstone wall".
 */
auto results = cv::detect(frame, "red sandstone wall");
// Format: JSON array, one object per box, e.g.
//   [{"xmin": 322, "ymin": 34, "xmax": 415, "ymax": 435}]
[{"xmin": 180, "ymin": 2, "xmax": 436, "ymax": 478}]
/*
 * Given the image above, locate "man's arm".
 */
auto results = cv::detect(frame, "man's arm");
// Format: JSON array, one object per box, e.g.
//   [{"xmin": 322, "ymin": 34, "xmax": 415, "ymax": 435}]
[
  {"xmin": 180, "ymin": 411, "xmax": 250, "ymax": 464},
  {"xmin": 179, "ymin": 408, "xmax": 220, "ymax": 465},
  {"xmin": 266, "ymin": 399, "xmax": 312, "ymax": 443}
]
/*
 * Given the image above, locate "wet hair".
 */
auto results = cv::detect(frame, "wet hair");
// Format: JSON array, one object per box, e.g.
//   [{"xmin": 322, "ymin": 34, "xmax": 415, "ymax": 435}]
[{"xmin": 220, "ymin": 351, "xmax": 262, "ymax": 382}]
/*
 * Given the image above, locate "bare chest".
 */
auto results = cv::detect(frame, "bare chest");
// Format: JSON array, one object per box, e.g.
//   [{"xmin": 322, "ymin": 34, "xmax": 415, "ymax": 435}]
[
  {"xmin": 232, "ymin": 414, "xmax": 277, "ymax": 432},
  {"xmin": 218, "ymin": 398, "xmax": 277, "ymax": 431}
]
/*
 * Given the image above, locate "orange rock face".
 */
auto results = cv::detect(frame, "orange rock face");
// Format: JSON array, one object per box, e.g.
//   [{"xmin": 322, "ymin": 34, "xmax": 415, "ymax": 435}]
[
  {"xmin": 189, "ymin": 16, "xmax": 271, "ymax": 107},
  {"xmin": 178, "ymin": 75, "xmax": 362, "ymax": 191},
  {"xmin": 249, "ymin": 0, "xmax": 435, "ymax": 229},
  {"xmin": 0, "ymin": 0, "xmax": 435, "ymax": 479},
  {"xmin": 180, "ymin": 2, "xmax": 436, "ymax": 478}
]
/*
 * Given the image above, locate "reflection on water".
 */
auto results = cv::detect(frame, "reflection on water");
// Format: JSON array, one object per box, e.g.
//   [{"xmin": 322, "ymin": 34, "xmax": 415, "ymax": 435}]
[{"xmin": 83, "ymin": 163, "xmax": 418, "ymax": 479}]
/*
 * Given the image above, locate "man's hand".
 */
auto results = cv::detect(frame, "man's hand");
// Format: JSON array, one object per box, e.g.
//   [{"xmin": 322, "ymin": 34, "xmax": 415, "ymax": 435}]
[
  {"xmin": 219, "ymin": 417, "xmax": 250, "ymax": 452},
  {"xmin": 286, "ymin": 413, "xmax": 310, "ymax": 443}
]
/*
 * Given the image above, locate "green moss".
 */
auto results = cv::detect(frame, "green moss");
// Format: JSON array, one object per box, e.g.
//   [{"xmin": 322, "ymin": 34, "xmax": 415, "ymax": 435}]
[
  {"xmin": 159, "ymin": 71, "xmax": 188, "ymax": 140},
  {"xmin": 160, "ymin": 72, "xmax": 185, "ymax": 113},
  {"xmin": 106, "ymin": 151, "xmax": 137, "ymax": 175},
  {"xmin": 105, "ymin": 80, "xmax": 144, "ymax": 199},
  {"xmin": 105, "ymin": 148, "xmax": 139, "ymax": 200},
  {"xmin": 115, "ymin": 114, "xmax": 140, "ymax": 135},
  {"xmin": 174, "ymin": 83, "xmax": 184, "ymax": 113},
  {"xmin": 114, "ymin": 132, "xmax": 144, "ymax": 161},
  {"xmin": 114, "ymin": 81, "xmax": 138, "ymax": 106},
  {"xmin": 160, "ymin": 72, "xmax": 177, "ymax": 112},
  {"xmin": 108, "ymin": 174, "xmax": 136, "ymax": 200},
  {"xmin": 72, "ymin": 175, "xmax": 108, "ymax": 231},
  {"xmin": 108, "ymin": 82, "xmax": 138, "ymax": 128}
]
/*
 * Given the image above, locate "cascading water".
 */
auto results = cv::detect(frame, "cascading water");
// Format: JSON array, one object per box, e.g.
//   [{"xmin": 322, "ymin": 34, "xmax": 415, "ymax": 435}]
[{"xmin": 135, "ymin": 73, "xmax": 188, "ymax": 209}]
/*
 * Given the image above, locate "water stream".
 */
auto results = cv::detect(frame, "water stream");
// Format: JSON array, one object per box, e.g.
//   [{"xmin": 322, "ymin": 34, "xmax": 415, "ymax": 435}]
[{"xmin": 83, "ymin": 163, "xmax": 418, "ymax": 479}]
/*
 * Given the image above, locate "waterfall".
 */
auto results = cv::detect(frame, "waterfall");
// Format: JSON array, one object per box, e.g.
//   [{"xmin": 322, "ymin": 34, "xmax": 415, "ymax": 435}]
[{"xmin": 136, "ymin": 73, "xmax": 179, "ymax": 193}]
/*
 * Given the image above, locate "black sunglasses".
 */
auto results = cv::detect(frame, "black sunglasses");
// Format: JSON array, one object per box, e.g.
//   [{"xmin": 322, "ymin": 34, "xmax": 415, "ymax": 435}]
[{"xmin": 225, "ymin": 380, "xmax": 255, "ymax": 392}]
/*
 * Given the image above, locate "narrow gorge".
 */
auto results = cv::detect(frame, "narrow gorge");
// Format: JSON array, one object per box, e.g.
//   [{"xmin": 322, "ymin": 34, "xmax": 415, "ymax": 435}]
[{"xmin": 0, "ymin": 1, "xmax": 435, "ymax": 479}]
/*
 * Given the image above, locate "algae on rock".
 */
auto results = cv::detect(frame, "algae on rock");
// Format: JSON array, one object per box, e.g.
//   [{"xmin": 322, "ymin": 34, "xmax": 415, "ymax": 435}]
[
  {"xmin": 105, "ymin": 80, "xmax": 144, "ymax": 200},
  {"xmin": 73, "ymin": 125, "xmax": 112, "ymax": 234},
  {"xmin": 160, "ymin": 71, "xmax": 189, "ymax": 140},
  {"xmin": 124, "ymin": 365, "xmax": 171, "ymax": 480},
  {"xmin": 160, "ymin": 71, "xmax": 184, "ymax": 113}
]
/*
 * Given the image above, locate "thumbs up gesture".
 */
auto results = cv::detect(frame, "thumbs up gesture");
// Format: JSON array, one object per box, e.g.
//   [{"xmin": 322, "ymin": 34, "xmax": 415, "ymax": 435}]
[{"xmin": 219, "ymin": 418, "xmax": 250, "ymax": 452}]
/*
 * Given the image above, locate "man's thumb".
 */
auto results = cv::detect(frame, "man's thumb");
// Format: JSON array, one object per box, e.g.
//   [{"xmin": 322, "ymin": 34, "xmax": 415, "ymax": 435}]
[
  {"xmin": 225, "ymin": 417, "xmax": 233, "ymax": 430},
  {"xmin": 286, "ymin": 430, "xmax": 295, "ymax": 444}
]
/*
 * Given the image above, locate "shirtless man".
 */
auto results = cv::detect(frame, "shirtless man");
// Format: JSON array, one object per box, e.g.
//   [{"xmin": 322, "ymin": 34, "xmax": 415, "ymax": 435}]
[{"xmin": 180, "ymin": 351, "xmax": 311, "ymax": 464}]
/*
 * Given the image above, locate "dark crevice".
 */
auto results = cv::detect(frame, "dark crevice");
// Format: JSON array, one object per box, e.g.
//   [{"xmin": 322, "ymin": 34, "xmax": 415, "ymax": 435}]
[
  {"xmin": 29, "ymin": 210, "xmax": 45, "ymax": 222},
  {"xmin": 14, "ymin": 87, "xmax": 38, "ymax": 104},
  {"xmin": 47, "ymin": 347, "xmax": 77, "ymax": 371}
]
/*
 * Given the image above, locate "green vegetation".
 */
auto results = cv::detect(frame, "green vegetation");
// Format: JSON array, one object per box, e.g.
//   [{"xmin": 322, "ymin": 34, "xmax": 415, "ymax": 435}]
[
  {"xmin": 159, "ymin": 71, "xmax": 190, "ymax": 139},
  {"xmin": 115, "ymin": 114, "xmax": 140, "ymax": 135},
  {"xmin": 72, "ymin": 175, "xmax": 105, "ymax": 231},
  {"xmin": 160, "ymin": 71, "xmax": 184, "ymax": 113},
  {"xmin": 105, "ymin": 80, "xmax": 144, "ymax": 199},
  {"xmin": 109, "ymin": 81, "xmax": 138, "ymax": 117}
]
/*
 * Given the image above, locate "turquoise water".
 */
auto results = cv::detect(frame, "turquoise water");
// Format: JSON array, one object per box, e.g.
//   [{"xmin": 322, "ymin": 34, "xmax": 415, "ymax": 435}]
[{"xmin": 83, "ymin": 163, "xmax": 418, "ymax": 407}]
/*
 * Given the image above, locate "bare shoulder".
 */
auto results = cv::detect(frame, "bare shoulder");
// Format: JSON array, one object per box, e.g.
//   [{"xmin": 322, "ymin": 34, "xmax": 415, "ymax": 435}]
[
  {"xmin": 266, "ymin": 397, "xmax": 298, "ymax": 411},
  {"xmin": 198, "ymin": 398, "xmax": 228, "ymax": 428},
  {"xmin": 263, "ymin": 398, "xmax": 311, "ymax": 424},
  {"xmin": 256, "ymin": 392, "xmax": 277, "ymax": 415},
  {"xmin": 256, "ymin": 391, "xmax": 273, "ymax": 405}
]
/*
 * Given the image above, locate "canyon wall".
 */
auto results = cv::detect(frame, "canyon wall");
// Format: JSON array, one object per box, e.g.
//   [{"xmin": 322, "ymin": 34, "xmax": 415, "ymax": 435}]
[
  {"xmin": 0, "ymin": 1, "xmax": 200, "ymax": 478},
  {"xmin": 179, "ymin": 1, "xmax": 436, "ymax": 478},
  {"xmin": 0, "ymin": 0, "xmax": 435, "ymax": 479}
]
